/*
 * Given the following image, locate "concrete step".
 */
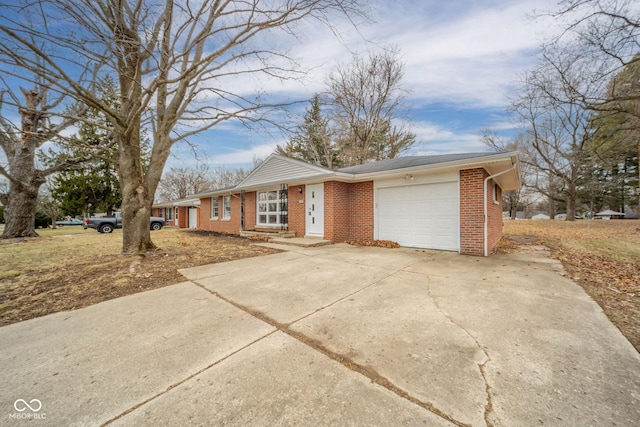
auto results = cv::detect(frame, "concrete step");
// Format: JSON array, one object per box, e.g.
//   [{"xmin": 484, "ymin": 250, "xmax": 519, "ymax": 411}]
[{"xmin": 268, "ymin": 237, "xmax": 332, "ymax": 248}]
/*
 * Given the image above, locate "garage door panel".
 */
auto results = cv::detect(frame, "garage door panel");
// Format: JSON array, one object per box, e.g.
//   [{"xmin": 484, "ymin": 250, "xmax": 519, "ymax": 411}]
[{"xmin": 377, "ymin": 182, "xmax": 458, "ymax": 251}]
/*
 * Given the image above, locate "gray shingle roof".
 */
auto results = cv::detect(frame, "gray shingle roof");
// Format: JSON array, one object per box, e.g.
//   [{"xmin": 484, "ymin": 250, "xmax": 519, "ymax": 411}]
[{"xmin": 337, "ymin": 152, "xmax": 499, "ymax": 174}]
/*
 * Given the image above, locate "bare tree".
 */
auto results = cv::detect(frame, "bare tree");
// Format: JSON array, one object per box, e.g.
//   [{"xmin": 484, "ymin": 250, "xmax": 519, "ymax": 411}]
[
  {"xmin": 157, "ymin": 164, "xmax": 252, "ymax": 201},
  {"xmin": 511, "ymin": 44, "xmax": 601, "ymax": 220},
  {"xmin": 327, "ymin": 47, "xmax": 415, "ymax": 166},
  {"xmin": 481, "ymin": 130, "xmax": 532, "ymax": 220},
  {"xmin": 544, "ymin": 0, "xmax": 640, "ymax": 209},
  {"xmin": 157, "ymin": 165, "xmax": 215, "ymax": 202},
  {"xmin": 0, "ymin": 85, "xmax": 84, "ymax": 238},
  {"xmin": 0, "ymin": 0, "xmax": 362, "ymax": 253},
  {"xmin": 211, "ymin": 166, "xmax": 250, "ymax": 189}
]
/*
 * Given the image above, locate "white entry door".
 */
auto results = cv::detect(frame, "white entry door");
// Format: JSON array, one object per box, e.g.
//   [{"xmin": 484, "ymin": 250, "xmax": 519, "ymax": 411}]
[
  {"xmin": 188, "ymin": 207, "xmax": 198, "ymax": 229},
  {"xmin": 305, "ymin": 183, "xmax": 324, "ymax": 236}
]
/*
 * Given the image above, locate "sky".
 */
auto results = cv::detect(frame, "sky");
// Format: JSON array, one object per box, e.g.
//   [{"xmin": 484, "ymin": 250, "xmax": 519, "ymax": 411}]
[
  {"xmin": 167, "ymin": 0, "xmax": 560, "ymax": 170},
  {"xmin": 0, "ymin": 0, "xmax": 561, "ymax": 178}
]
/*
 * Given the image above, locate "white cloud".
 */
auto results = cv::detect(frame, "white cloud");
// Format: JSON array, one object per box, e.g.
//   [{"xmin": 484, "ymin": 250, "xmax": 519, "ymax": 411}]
[
  {"xmin": 408, "ymin": 120, "xmax": 487, "ymax": 154},
  {"xmin": 204, "ymin": 142, "xmax": 278, "ymax": 167}
]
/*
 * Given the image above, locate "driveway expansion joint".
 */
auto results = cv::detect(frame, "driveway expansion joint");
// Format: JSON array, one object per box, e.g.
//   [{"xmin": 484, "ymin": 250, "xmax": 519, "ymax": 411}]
[
  {"xmin": 101, "ymin": 326, "xmax": 278, "ymax": 426},
  {"xmin": 192, "ymin": 280, "xmax": 470, "ymax": 427}
]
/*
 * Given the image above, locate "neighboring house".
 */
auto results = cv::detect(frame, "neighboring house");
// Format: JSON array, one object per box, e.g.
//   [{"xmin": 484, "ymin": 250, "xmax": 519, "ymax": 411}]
[
  {"xmin": 594, "ymin": 209, "xmax": 625, "ymax": 220},
  {"xmin": 151, "ymin": 198, "xmax": 201, "ymax": 228},
  {"xmin": 186, "ymin": 152, "xmax": 520, "ymax": 256},
  {"xmin": 532, "ymin": 214, "xmax": 550, "ymax": 220}
]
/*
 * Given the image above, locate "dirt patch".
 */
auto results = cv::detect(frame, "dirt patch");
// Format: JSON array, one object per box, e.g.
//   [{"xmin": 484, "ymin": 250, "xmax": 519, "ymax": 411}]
[
  {"xmin": 0, "ymin": 229, "xmax": 280, "ymax": 326},
  {"xmin": 500, "ymin": 220, "xmax": 640, "ymax": 353}
]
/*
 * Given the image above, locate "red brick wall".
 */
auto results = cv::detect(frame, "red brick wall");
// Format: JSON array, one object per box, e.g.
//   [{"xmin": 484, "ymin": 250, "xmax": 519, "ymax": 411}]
[
  {"xmin": 198, "ymin": 195, "xmax": 242, "ymax": 234},
  {"xmin": 324, "ymin": 180, "xmax": 374, "ymax": 242},
  {"xmin": 459, "ymin": 168, "xmax": 503, "ymax": 256},
  {"xmin": 288, "ymin": 186, "xmax": 306, "ymax": 237},
  {"xmin": 177, "ymin": 206, "xmax": 188, "ymax": 228},
  {"xmin": 348, "ymin": 181, "xmax": 374, "ymax": 240},
  {"xmin": 325, "ymin": 181, "xmax": 350, "ymax": 242},
  {"xmin": 243, "ymin": 192, "xmax": 257, "ymax": 231},
  {"xmin": 460, "ymin": 168, "xmax": 486, "ymax": 256}
]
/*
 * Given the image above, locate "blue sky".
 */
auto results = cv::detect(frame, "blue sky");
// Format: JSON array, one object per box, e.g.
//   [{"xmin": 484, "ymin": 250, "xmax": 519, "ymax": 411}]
[
  {"xmin": 0, "ymin": 0, "xmax": 559, "ymax": 176},
  {"xmin": 168, "ymin": 0, "xmax": 559, "ymax": 170}
]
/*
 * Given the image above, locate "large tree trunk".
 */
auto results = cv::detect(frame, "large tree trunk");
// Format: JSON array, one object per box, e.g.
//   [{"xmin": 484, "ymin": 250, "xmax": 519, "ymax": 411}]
[
  {"xmin": 2, "ymin": 183, "xmax": 41, "ymax": 238},
  {"xmin": 117, "ymin": 126, "xmax": 156, "ymax": 254},
  {"xmin": 1, "ymin": 115, "xmax": 45, "ymax": 238}
]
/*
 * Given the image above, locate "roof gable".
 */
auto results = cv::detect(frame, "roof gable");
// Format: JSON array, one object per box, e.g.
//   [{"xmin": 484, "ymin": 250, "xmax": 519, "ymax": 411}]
[{"xmin": 237, "ymin": 154, "xmax": 332, "ymax": 189}]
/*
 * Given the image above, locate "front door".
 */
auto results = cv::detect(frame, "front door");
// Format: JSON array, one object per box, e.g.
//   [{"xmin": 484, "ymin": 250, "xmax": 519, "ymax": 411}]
[
  {"xmin": 188, "ymin": 207, "xmax": 197, "ymax": 229},
  {"xmin": 305, "ymin": 183, "xmax": 324, "ymax": 236}
]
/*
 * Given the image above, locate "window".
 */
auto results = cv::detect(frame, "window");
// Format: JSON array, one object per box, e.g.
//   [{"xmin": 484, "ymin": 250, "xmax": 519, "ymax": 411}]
[
  {"xmin": 492, "ymin": 183, "xmax": 500, "ymax": 204},
  {"xmin": 166, "ymin": 207, "xmax": 173, "ymax": 220},
  {"xmin": 256, "ymin": 190, "xmax": 287, "ymax": 226},
  {"xmin": 157, "ymin": 208, "xmax": 163, "ymax": 218},
  {"xmin": 211, "ymin": 197, "xmax": 219, "ymax": 219},
  {"xmin": 175, "ymin": 207, "xmax": 179, "ymax": 219},
  {"xmin": 222, "ymin": 195, "xmax": 231, "ymax": 220}
]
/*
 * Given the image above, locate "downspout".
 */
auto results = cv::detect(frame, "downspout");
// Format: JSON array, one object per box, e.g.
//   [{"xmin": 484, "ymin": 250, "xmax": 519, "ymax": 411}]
[{"xmin": 483, "ymin": 163, "xmax": 518, "ymax": 256}]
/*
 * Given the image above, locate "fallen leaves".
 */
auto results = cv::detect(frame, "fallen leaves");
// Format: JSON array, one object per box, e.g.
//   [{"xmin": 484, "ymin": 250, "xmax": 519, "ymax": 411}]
[
  {"xmin": 346, "ymin": 239, "xmax": 400, "ymax": 248},
  {"xmin": 0, "ymin": 229, "xmax": 281, "ymax": 327},
  {"xmin": 503, "ymin": 220, "xmax": 640, "ymax": 353}
]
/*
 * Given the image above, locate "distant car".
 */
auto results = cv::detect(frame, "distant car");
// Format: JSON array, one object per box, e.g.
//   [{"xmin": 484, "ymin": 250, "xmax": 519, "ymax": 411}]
[
  {"xmin": 55, "ymin": 218, "xmax": 85, "ymax": 227},
  {"xmin": 84, "ymin": 212, "xmax": 165, "ymax": 233}
]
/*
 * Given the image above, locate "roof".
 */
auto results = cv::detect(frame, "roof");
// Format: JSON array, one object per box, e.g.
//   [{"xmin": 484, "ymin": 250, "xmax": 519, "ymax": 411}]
[
  {"xmin": 187, "ymin": 151, "xmax": 521, "ymax": 199},
  {"xmin": 338, "ymin": 153, "xmax": 499, "ymax": 174},
  {"xmin": 595, "ymin": 209, "xmax": 625, "ymax": 216}
]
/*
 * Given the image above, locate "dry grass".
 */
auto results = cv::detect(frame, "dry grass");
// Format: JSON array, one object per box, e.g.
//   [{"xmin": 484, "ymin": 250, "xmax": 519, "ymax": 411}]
[
  {"xmin": 0, "ymin": 227, "xmax": 280, "ymax": 326},
  {"xmin": 501, "ymin": 219, "xmax": 640, "ymax": 352}
]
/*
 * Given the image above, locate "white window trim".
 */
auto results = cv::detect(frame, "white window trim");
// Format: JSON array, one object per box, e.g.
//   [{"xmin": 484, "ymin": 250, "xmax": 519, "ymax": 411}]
[
  {"xmin": 256, "ymin": 189, "xmax": 286, "ymax": 227},
  {"xmin": 492, "ymin": 182, "xmax": 500, "ymax": 204},
  {"xmin": 210, "ymin": 197, "xmax": 219, "ymax": 219},
  {"xmin": 222, "ymin": 195, "xmax": 231, "ymax": 221}
]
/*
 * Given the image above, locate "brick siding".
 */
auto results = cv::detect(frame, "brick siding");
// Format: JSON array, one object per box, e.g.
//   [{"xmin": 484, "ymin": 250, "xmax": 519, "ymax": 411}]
[
  {"xmin": 324, "ymin": 181, "xmax": 374, "ymax": 242},
  {"xmin": 288, "ymin": 186, "xmax": 306, "ymax": 237},
  {"xmin": 459, "ymin": 168, "xmax": 503, "ymax": 256}
]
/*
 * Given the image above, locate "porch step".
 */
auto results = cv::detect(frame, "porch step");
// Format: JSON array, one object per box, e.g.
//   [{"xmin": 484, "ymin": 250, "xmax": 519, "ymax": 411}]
[
  {"xmin": 241, "ymin": 230, "xmax": 297, "ymax": 239},
  {"xmin": 269, "ymin": 237, "xmax": 332, "ymax": 248}
]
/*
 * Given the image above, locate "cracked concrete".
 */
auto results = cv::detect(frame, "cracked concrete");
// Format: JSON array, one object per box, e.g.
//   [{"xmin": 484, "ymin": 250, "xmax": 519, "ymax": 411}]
[{"xmin": 1, "ymin": 244, "xmax": 639, "ymax": 426}]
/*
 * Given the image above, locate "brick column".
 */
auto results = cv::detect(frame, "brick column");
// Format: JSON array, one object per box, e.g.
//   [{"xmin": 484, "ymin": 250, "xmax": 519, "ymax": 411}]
[{"xmin": 459, "ymin": 168, "xmax": 487, "ymax": 256}]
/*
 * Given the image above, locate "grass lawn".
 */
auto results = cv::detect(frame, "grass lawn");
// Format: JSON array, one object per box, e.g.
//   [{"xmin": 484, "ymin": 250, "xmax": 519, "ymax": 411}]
[
  {"xmin": 0, "ymin": 227, "xmax": 279, "ymax": 326},
  {"xmin": 501, "ymin": 219, "xmax": 640, "ymax": 352}
]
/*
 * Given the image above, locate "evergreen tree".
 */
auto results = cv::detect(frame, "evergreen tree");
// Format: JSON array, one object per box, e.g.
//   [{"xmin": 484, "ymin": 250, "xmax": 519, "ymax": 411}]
[
  {"xmin": 587, "ymin": 56, "xmax": 640, "ymax": 212},
  {"xmin": 276, "ymin": 95, "xmax": 338, "ymax": 168},
  {"xmin": 44, "ymin": 76, "xmax": 123, "ymax": 216}
]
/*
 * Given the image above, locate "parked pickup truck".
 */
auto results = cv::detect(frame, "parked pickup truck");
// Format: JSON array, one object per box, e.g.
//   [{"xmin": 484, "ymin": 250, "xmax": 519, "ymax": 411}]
[{"xmin": 84, "ymin": 212, "xmax": 165, "ymax": 233}]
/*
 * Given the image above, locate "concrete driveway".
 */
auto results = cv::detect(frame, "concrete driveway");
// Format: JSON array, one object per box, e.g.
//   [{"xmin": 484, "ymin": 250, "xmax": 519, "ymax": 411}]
[{"xmin": 1, "ymin": 244, "xmax": 639, "ymax": 426}]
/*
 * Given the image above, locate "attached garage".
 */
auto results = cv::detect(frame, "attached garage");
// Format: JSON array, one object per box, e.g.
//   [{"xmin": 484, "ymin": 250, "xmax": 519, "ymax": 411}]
[
  {"xmin": 182, "ymin": 152, "xmax": 521, "ymax": 256},
  {"xmin": 376, "ymin": 180, "xmax": 459, "ymax": 251}
]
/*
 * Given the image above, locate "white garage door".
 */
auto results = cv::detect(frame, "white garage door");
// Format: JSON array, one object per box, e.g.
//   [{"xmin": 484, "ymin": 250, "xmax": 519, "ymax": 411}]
[{"xmin": 377, "ymin": 181, "xmax": 459, "ymax": 251}]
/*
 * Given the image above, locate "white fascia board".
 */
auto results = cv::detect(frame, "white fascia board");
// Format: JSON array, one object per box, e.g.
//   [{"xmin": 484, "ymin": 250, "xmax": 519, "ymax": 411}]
[
  {"xmin": 173, "ymin": 198, "xmax": 202, "ymax": 207},
  {"xmin": 342, "ymin": 152, "xmax": 520, "ymax": 188}
]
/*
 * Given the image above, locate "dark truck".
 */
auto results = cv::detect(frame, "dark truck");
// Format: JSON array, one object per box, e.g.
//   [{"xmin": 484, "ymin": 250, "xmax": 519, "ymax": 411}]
[{"xmin": 84, "ymin": 212, "xmax": 165, "ymax": 233}]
